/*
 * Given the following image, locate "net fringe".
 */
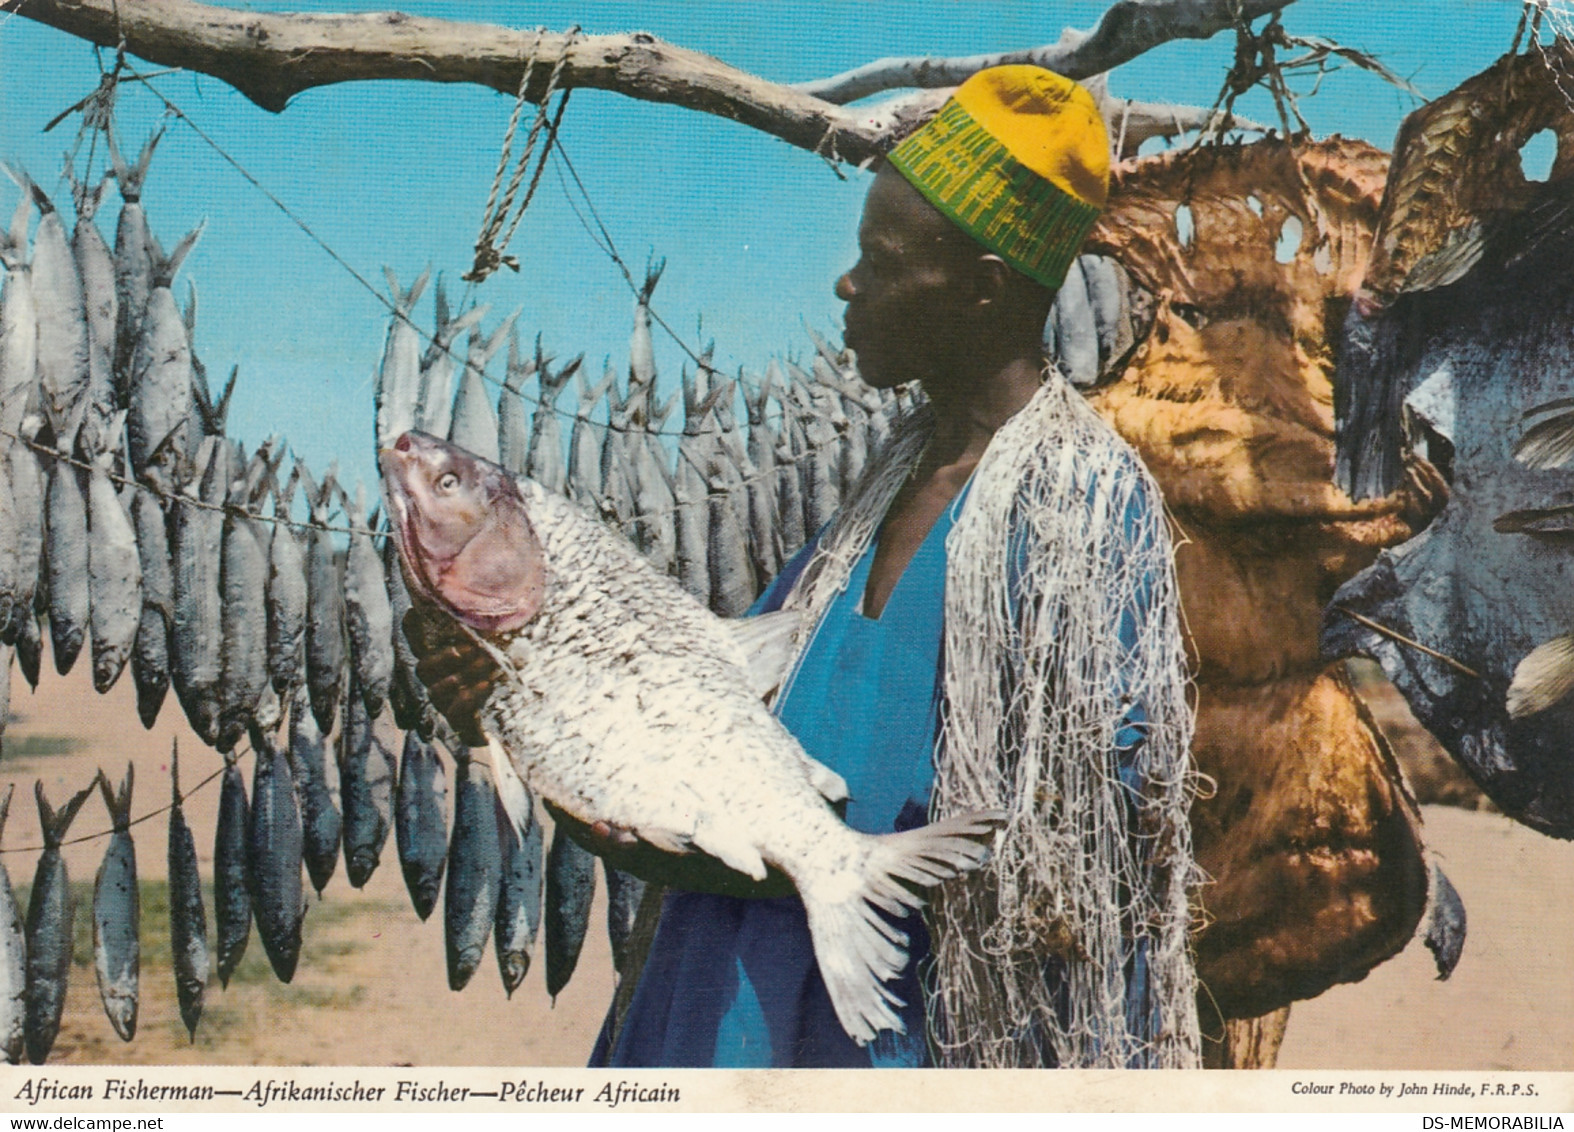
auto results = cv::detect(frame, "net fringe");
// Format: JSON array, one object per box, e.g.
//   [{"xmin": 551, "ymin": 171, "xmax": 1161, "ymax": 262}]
[{"xmin": 777, "ymin": 374, "xmax": 1202, "ymax": 1069}]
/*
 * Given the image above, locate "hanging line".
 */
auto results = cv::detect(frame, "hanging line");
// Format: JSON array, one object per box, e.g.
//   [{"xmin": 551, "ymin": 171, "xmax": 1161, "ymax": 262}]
[
  {"xmin": 0, "ymin": 754, "xmax": 235, "ymax": 856},
  {"xmin": 465, "ymin": 26, "xmax": 579, "ymax": 283},
  {"xmin": 105, "ymin": 65, "xmax": 882, "ymax": 454}
]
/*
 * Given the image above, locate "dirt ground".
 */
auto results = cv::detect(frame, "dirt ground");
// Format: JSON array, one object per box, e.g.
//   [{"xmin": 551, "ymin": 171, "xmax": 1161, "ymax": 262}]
[{"xmin": 2, "ymin": 661, "xmax": 1571, "ymax": 1069}]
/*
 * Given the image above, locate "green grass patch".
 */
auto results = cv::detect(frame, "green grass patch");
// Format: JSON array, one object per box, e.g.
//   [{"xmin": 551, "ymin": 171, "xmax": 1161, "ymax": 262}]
[{"xmin": 3, "ymin": 733, "xmax": 88, "ymax": 763}]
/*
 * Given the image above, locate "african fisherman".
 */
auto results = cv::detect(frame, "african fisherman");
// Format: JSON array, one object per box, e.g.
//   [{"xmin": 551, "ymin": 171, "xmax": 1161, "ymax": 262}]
[{"xmin": 410, "ymin": 65, "xmax": 1201, "ymax": 1069}]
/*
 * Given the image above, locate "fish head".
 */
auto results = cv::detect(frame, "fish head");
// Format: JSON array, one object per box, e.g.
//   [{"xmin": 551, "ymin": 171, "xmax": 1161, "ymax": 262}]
[{"xmin": 380, "ymin": 431, "xmax": 546, "ymax": 634}]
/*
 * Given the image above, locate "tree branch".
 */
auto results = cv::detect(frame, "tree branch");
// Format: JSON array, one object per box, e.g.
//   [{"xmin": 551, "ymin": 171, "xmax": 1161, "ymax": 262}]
[
  {"xmin": 1, "ymin": 0, "xmax": 1269, "ymax": 166},
  {"xmin": 793, "ymin": 0, "xmax": 1298, "ymax": 105}
]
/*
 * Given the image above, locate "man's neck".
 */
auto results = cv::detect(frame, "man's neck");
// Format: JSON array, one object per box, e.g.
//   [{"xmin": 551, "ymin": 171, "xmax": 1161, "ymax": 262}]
[{"xmin": 920, "ymin": 352, "xmax": 1045, "ymax": 468}]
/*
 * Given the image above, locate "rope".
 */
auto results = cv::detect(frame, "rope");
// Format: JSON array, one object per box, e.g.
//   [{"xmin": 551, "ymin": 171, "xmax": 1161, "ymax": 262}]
[
  {"xmin": 465, "ymin": 27, "xmax": 579, "ymax": 283},
  {"xmin": 0, "ymin": 755, "xmax": 235, "ymax": 856}
]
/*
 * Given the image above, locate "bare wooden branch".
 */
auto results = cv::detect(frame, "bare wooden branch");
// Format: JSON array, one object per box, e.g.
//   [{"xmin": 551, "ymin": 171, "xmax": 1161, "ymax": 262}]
[
  {"xmin": 793, "ymin": 0, "xmax": 1298, "ymax": 105},
  {"xmin": 1, "ymin": 0, "xmax": 895, "ymax": 159},
  {"xmin": 2, "ymin": 0, "xmax": 1269, "ymax": 166}
]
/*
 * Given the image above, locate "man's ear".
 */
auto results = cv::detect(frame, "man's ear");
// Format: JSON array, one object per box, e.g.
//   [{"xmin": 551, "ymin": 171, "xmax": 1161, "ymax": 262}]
[{"xmin": 973, "ymin": 254, "xmax": 1012, "ymax": 306}]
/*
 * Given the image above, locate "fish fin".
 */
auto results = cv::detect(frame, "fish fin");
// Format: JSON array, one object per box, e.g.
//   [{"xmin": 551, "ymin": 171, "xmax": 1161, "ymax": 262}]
[
  {"xmin": 798, "ymin": 810, "xmax": 1004, "ymax": 1046},
  {"xmin": 0, "ymin": 193, "xmax": 30, "ymax": 270},
  {"xmin": 688, "ymin": 825, "xmax": 767, "ymax": 882},
  {"xmin": 485, "ymin": 736, "xmax": 536, "ymax": 844},
  {"xmin": 293, "ymin": 459, "xmax": 319, "ymax": 519},
  {"xmin": 385, "ymin": 264, "xmax": 431, "ymax": 315},
  {"xmin": 639, "ymin": 258, "xmax": 665, "ymax": 303},
  {"xmin": 1514, "ymin": 406, "xmax": 1574, "ymax": 470},
  {"xmin": 152, "ymin": 223, "xmax": 204, "ymax": 289},
  {"xmin": 97, "ymin": 763, "xmax": 134, "ymax": 831},
  {"xmin": 631, "ymin": 826, "xmax": 692, "ymax": 856},
  {"xmin": 723, "ymin": 610, "xmax": 804, "ymax": 700},
  {"xmin": 169, "ymin": 739, "xmax": 183, "ymax": 804},
  {"xmin": 502, "ymin": 326, "xmax": 528, "ymax": 393},
  {"xmin": 1507, "ymin": 633, "xmax": 1574, "ymax": 718},
  {"xmin": 471, "ymin": 310, "xmax": 520, "ymax": 374},
  {"xmin": 431, "ymin": 274, "xmax": 451, "ymax": 332},
  {"xmin": 35, "ymin": 777, "xmax": 97, "ymax": 847},
  {"xmin": 0, "ymin": 782, "xmax": 13, "ymax": 844},
  {"xmin": 1422, "ymin": 860, "xmax": 1466, "ymax": 980},
  {"xmin": 112, "ymin": 124, "xmax": 166, "ymax": 202}
]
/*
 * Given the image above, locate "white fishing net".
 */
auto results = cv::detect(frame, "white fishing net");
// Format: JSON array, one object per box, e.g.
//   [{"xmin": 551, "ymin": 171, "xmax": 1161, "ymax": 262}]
[{"xmin": 776, "ymin": 374, "xmax": 1202, "ymax": 1069}]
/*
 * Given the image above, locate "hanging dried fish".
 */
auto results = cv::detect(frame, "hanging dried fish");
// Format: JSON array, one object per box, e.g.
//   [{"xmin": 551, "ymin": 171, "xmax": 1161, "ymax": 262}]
[
  {"xmin": 166, "ymin": 743, "xmax": 208, "ymax": 1041},
  {"xmin": 92, "ymin": 765, "xmax": 138, "ymax": 1041}
]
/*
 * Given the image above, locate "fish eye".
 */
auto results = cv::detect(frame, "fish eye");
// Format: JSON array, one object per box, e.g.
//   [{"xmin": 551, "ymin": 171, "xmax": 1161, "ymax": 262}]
[{"xmin": 435, "ymin": 471, "xmax": 460, "ymax": 494}]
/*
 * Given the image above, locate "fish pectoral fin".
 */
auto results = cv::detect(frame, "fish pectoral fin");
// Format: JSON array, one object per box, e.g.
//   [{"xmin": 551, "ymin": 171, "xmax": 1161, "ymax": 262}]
[
  {"xmin": 724, "ymin": 610, "xmax": 804, "ymax": 699},
  {"xmin": 800, "ymin": 755, "xmax": 850, "ymax": 805},
  {"xmin": 633, "ymin": 826, "xmax": 694, "ymax": 856},
  {"xmin": 689, "ymin": 826, "xmax": 768, "ymax": 882}
]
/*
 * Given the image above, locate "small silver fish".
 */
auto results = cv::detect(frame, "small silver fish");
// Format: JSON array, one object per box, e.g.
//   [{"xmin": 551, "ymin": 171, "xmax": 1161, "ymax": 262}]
[
  {"xmin": 448, "ymin": 317, "xmax": 514, "ymax": 464},
  {"xmin": 86, "ymin": 416, "xmax": 142, "ymax": 693},
  {"xmin": 0, "ymin": 784, "xmax": 27, "ymax": 1064},
  {"xmin": 395, "ymin": 730, "xmax": 448, "ymax": 922},
  {"xmin": 44, "ymin": 435, "xmax": 91, "ymax": 675},
  {"xmin": 25, "ymin": 779, "xmax": 95, "ymax": 1064},
  {"xmin": 342, "ymin": 482, "xmax": 393, "ymax": 717},
  {"xmin": 300, "ymin": 461, "xmax": 347, "ymax": 734},
  {"xmin": 287, "ymin": 686, "xmax": 341, "ymax": 896},
  {"xmin": 374, "ymin": 266, "xmax": 431, "ymax": 452},
  {"xmin": 338, "ymin": 680, "xmax": 395, "ymax": 889},
  {"xmin": 92, "ymin": 765, "xmax": 139, "ymax": 1041},
  {"xmin": 265, "ymin": 470, "xmax": 308, "ymax": 700},
  {"xmin": 170, "ymin": 438, "xmax": 227, "ymax": 745},
  {"xmin": 444, "ymin": 748, "xmax": 501, "ymax": 991},
  {"xmin": 493, "ymin": 753, "xmax": 543, "ymax": 996},
  {"xmin": 109, "ymin": 129, "xmax": 162, "ymax": 403},
  {"xmin": 126, "ymin": 228, "xmax": 201, "ymax": 479},
  {"xmin": 167, "ymin": 741, "xmax": 209, "ymax": 1041},
  {"xmin": 543, "ymin": 824, "xmax": 596, "ymax": 999},
  {"xmin": 246, "ymin": 727, "xmax": 304, "ymax": 983},
  {"xmin": 213, "ymin": 749, "xmax": 252, "ymax": 988}
]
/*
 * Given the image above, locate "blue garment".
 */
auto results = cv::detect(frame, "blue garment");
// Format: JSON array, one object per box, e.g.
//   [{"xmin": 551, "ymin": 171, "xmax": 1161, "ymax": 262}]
[
  {"xmin": 590, "ymin": 469, "xmax": 1165, "ymax": 1068},
  {"xmin": 593, "ymin": 495, "xmax": 962, "ymax": 1068}
]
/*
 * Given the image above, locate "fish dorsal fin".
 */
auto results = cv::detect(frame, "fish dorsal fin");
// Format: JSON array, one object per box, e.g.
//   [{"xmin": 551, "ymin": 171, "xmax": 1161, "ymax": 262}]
[
  {"xmin": 486, "ymin": 736, "xmax": 536, "ymax": 844},
  {"xmin": 725, "ymin": 609, "xmax": 805, "ymax": 701},
  {"xmin": 36, "ymin": 778, "xmax": 95, "ymax": 847},
  {"xmin": 97, "ymin": 763, "xmax": 135, "ymax": 831}
]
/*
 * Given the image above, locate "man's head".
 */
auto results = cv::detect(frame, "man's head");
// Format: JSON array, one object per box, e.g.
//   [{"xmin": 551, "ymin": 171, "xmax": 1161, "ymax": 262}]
[{"xmin": 837, "ymin": 66, "xmax": 1110, "ymax": 391}]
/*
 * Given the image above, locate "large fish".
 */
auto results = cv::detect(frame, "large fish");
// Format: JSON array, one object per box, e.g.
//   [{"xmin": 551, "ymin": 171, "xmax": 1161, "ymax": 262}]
[
  {"xmin": 166, "ymin": 742, "xmax": 209, "ymax": 1040},
  {"xmin": 246, "ymin": 727, "xmax": 304, "ymax": 983},
  {"xmin": 25, "ymin": 780, "xmax": 94, "ymax": 1064},
  {"xmin": 0, "ymin": 784, "xmax": 26, "ymax": 1064},
  {"xmin": 394, "ymin": 730, "xmax": 447, "ymax": 921},
  {"xmin": 382, "ymin": 432, "xmax": 1002, "ymax": 1043},
  {"xmin": 287, "ymin": 686, "xmax": 341, "ymax": 896},
  {"xmin": 92, "ymin": 765, "xmax": 139, "ymax": 1041}
]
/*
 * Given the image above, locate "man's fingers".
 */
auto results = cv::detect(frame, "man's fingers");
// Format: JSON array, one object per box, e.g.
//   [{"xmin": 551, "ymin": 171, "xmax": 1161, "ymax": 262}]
[{"xmin": 590, "ymin": 820, "xmax": 640, "ymax": 847}]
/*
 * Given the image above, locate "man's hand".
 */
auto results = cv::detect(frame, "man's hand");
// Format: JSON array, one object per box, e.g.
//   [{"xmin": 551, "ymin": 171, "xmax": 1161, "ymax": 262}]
[{"xmin": 403, "ymin": 602, "xmax": 498, "ymax": 748}]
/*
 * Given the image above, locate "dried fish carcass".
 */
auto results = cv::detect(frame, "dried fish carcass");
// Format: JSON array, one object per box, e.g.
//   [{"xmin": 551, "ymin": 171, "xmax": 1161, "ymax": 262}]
[
  {"xmin": 287, "ymin": 686, "xmax": 341, "ymax": 896},
  {"xmin": 170, "ymin": 438, "xmax": 227, "ymax": 745},
  {"xmin": 342, "ymin": 482, "xmax": 394, "ymax": 717},
  {"xmin": 300, "ymin": 461, "xmax": 347, "ymax": 734},
  {"xmin": 265, "ymin": 469, "xmax": 308, "ymax": 701},
  {"xmin": 126, "ymin": 228, "xmax": 201, "ymax": 481},
  {"xmin": 129, "ymin": 469, "xmax": 173, "ymax": 727},
  {"xmin": 213, "ymin": 749, "xmax": 252, "ymax": 988},
  {"xmin": 85, "ymin": 415, "xmax": 142, "ymax": 693},
  {"xmin": 25, "ymin": 781, "xmax": 94, "ymax": 1064},
  {"xmin": 395, "ymin": 730, "xmax": 447, "ymax": 921},
  {"xmin": 92, "ymin": 765, "xmax": 139, "ymax": 1041},
  {"xmin": 67, "ymin": 168, "xmax": 118, "ymax": 429},
  {"xmin": 373, "ymin": 266, "xmax": 430, "ymax": 452},
  {"xmin": 247, "ymin": 727, "xmax": 305, "ymax": 983},
  {"xmin": 0, "ymin": 785, "xmax": 26, "ymax": 1064},
  {"xmin": 338, "ymin": 681, "xmax": 395, "ymax": 888},
  {"xmin": 109, "ymin": 129, "xmax": 162, "ymax": 402},
  {"xmin": 444, "ymin": 747, "xmax": 501, "ymax": 991},
  {"xmin": 167, "ymin": 743, "xmax": 209, "ymax": 1041}
]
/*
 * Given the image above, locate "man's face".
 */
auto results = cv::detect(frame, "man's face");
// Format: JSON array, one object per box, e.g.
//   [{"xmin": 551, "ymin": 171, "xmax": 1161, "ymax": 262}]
[{"xmin": 836, "ymin": 166, "xmax": 981, "ymax": 390}]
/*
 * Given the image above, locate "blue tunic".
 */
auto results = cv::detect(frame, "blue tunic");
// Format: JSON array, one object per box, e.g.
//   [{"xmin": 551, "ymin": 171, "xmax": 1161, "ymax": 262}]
[
  {"xmin": 593, "ymin": 494, "xmax": 962, "ymax": 1068},
  {"xmin": 590, "ymin": 472, "xmax": 1163, "ymax": 1068}
]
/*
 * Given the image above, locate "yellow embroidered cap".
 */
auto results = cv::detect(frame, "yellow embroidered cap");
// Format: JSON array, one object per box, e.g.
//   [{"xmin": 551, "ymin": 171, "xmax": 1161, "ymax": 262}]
[{"xmin": 886, "ymin": 66, "xmax": 1110, "ymax": 291}]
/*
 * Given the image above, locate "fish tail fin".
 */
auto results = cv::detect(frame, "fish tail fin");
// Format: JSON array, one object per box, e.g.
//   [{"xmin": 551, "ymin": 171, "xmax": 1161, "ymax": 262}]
[
  {"xmin": 485, "ymin": 737, "xmax": 535, "ymax": 845},
  {"xmin": 97, "ymin": 763, "xmax": 134, "ymax": 831},
  {"xmin": 1508, "ymin": 633, "xmax": 1574, "ymax": 718},
  {"xmin": 798, "ymin": 810, "xmax": 1004, "ymax": 1046},
  {"xmin": 170, "ymin": 739, "xmax": 183, "ymax": 805},
  {"xmin": 35, "ymin": 777, "xmax": 96, "ymax": 847},
  {"xmin": 0, "ymin": 782, "xmax": 13, "ymax": 845}
]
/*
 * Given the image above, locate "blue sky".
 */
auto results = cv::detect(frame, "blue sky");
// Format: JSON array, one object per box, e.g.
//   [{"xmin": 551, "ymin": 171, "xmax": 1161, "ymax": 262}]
[{"xmin": 0, "ymin": 1, "xmax": 1535, "ymax": 495}]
